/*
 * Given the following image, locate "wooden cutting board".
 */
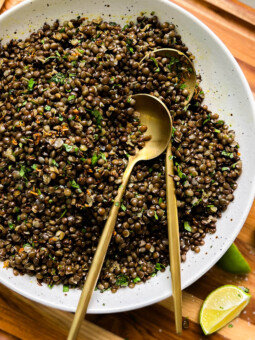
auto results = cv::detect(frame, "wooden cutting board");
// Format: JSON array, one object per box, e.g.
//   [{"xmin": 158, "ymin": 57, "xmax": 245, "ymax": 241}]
[{"xmin": 0, "ymin": 0, "xmax": 254, "ymax": 339}]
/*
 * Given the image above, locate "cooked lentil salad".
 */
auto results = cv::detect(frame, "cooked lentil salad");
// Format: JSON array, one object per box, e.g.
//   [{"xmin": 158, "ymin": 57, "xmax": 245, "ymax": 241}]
[{"xmin": 0, "ymin": 15, "xmax": 241, "ymax": 291}]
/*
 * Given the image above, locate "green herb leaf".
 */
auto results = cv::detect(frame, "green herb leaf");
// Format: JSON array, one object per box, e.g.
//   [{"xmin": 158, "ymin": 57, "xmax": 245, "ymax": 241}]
[
  {"xmin": 133, "ymin": 277, "xmax": 141, "ymax": 283},
  {"xmin": 203, "ymin": 114, "xmax": 211, "ymax": 125},
  {"xmin": 19, "ymin": 165, "xmax": 26, "ymax": 177},
  {"xmin": 28, "ymin": 78, "xmax": 36, "ymax": 91},
  {"xmin": 214, "ymin": 129, "xmax": 221, "ymax": 133},
  {"xmin": 216, "ymin": 120, "xmax": 224, "ymax": 125},
  {"xmin": 50, "ymin": 73, "xmax": 66, "ymax": 84},
  {"xmin": 115, "ymin": 202, "xmax": 119, "ymax": 207},
  {"xmin": 59, "ymin": 27, "xmax": 65, "ymax": 33},
  {"xmin": 167, "ymin": 56, "xmax": 179, "ymax": 71},
  {"xmin": 91, "ymin": 154, "xmax": 99, "ymax": 166},
  {"xmin": 116, "ymin": 274, "xmax": 129, "ymax": 286},
  {"xmin": 121, "ymin": 204, "xmax": 126, "ymax": 211},
  {"xmin": 45, "ymin": 105, "xmax": 51, "ymax": 111},
  {"xmin": 228, "ymin": 324, "xmax": 234, "ymax": 328},
  {"xmin": 221, "ymin": 167, "xmax": 230, "ymax": 171},
  {"xmin": 155, "ymin": 263, "xmax": 165, "ymax": 271},
  {"xmin": 154, "ymin": 211, "xmax": 159, "ymax": 220},
  {"xmin": 158, "ymin": 198, "xmax": 163, "ymax": 205},
  {"xmin": 150, "ymin": 57, "xmax": 160, "ymax": 72},
  {"xmin": 58, "ymin": 114, "xmax": 64, "ymax": 121},
  {"xmin": 63, "ymin": 144, "xmax": 73, "ymax": 152},
  {"xmin": 68, "ymin": 95, "xmax": 76, "ymax": 101},
  {"xmin": 63, "ymin": 285, "xmax": 69, "ymax": 292},
  {"xmin": 175, "ymin": 162, "xmax": 186, "ymax": 180},
  {"xmin": 32, "ymin": 164, "xmax": 38, "ymax": 170},
  {"xmin": 91, "ymin": 110, "xmax": 103, "ymax": 127},
  {"xmin": 70, "ymin": 180, "xmax": 82, "ymax": 193},
  {"xmin": 180, "ymin": 83, "xmax": 187, "ymax": 89},
  {"xmin": 184, "ymin": 221, "xmax": 192, "ymax": 232},
  {"xmin": 51, "ymin": 160, "xmax": 59, "ymax": 167},
  {"xmin": 221, "ymin": 150, "xmax": 234, "ymax": 159},
  {"xmin": 172, "ymin": 126, "xmax": 176, "ymax": 138},
  {"xmin": 8, "ymin": 222, "xmax": 15, "ymax": 230},
  {"xmin": 59, "ymin": 208, "xmax": 67, "ymax": 219}
]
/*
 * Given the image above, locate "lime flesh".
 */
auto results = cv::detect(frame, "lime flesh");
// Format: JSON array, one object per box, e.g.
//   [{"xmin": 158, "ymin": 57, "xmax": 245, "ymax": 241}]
[{"xmin": 200, "ymin": 285, "xmax": 251, "ymax": 335}]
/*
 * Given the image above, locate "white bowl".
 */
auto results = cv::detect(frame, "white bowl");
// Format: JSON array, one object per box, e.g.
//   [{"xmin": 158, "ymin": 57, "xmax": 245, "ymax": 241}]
[{"xmin": 1, "ymin": 0, "xmax": 255, "ymax": 314}]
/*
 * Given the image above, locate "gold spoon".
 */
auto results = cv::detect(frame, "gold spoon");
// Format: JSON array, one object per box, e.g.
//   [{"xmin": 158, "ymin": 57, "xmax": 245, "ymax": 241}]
[
  {"xmin": 141, "ymin": 48, "xmax": 196, "ymax": 334},
  {"xmin": 68, "ymin": 93, "xmax": 172, "ymax": 340}
]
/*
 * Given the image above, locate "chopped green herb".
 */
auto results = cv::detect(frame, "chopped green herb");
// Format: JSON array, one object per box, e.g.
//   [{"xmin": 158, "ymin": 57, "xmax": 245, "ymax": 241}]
[
  {"xmin": 175, "ymin": 162, "xmax": 186, "ymax": 180},
  {"xmin": 63, "ymin": 144, "xmax": 73, "ymax": 152},
  {"xmin": 19, "ymin": 143, "xmax": 23, "ymax": 148},
  {"xmin": 203, "ymin": 114, "xmax": 211, "ymax": 125},
  {"xmin": 158, "ymin": 198, "xmax": 163, "ymax": 205},
  {"xmin": 63, "ymin": 285, "xmax": 69, "ymax": 292},
  {"xmin": 70, "ymin": 180, "xmax": 82, "ymax": 193},
  {"xmin": 228, "ymin": 324, "xmax": 234, "ymax": 328},
  {"xmin": 48, "ymin": 284, "xmax": 54, "ymax": 289},
  {"xmin": 69, "ymin": 73, "xmax": 76, "ymax": 77},
  {"xmin": 37, "ymin": 189, "xmax": 42, "ymax": 195},
  {"xmin": 58, "ymin": 114, "xmax": 64, "ymax": 121},
  {"xmin": 167, "ymin": 56, "xmax": 179, "ymax": 71},
  {"xmin": 154, "ymin": 211, "xmax": 159, "ymax": 220},
  {"xmin": 59, "ymin": 27, "xmax": 65, "ymax": 33},
  {"xmin": 68, "ymin": 95, "xmax": 76, "ymax": 101},
  {"xmin": 221, "ymin": 150, "xmax": 234, "ymax": 158},
  {"xmin": 8, "ymin": 222, "xmax": 15, "ymax": 230},
  {"xmin": 45, "ymin": 105, "xmax": 51, "ymax": 111},
  {"xmin": 184, "ymin": 221, "xmax": 192, "ymax": 232},
  {"xmin": 100, "ymin": 153, "xmax": 107, "ymax": 161},
  {"xmin": 149, "ymin": 168, "xmax": 153, "ymax": 173},
  {"xmin": 169, "ymin": 155, "xmax": 174, "ymax": 160},
  {"xmin": 115, "ymin": 202, "xmax": 119, "ymax": 207},
  {"xmin": 116, "ymin": 274, "xmax": 129, "ymax": 286},
  {"xmin": 50, "ymin": 72, "xmax": 66, "ymax": 84},
  {"xmin": 172, "ymin": 126, "xmax": 176, "ymax": 138},
  {"xmin": 121, "ymin": 204, "xmax": 126, "ymax": 211},
  {"xmin": 133, "ymin": 277, "xmax": 141, "ymax": 283},
  {"xmin": 91, "ymin": 153, "xmax": 99, "ymax": 166},
  {"xmin": 222, "ymin": 167, "xmax": 230, "ymax": 171},
  {"xmin": 19, "ymin": 165, "xmax": 26, "ymax": 177},
  {"xmin": 122, "ymin": 24, "xmax": 129, "ymax": 31},
  {"xmin": 91, "ymin": 110, "xmax": 103, "ymax": 127},
  {"xmin": 59, "ymin": 208, "xmax": 67, "ymax": 219},
  {"xmin": 51, "ymin": 160, "xmax": 59, "ymax": 167},
  {"xmin": 28, "ymin": 78, "xmax": 36, "ymax": 91},
  {"xmin": 180, "ymin": 83, "xmax": 187, "ymax": 89},
  {"xmin": 150, "ymin": 57, "xmax": 160, "ymax": 72},
  {"xmin": 216, "ymin": 120, "xmax": 224, "ymax": 125},
  {"xmin": 155, "ymin": 263, "xmax": 165, "ymax": 271},
  {"xmin": 214, "ymin": 129, "xmax": 221, "ymax": 133}
]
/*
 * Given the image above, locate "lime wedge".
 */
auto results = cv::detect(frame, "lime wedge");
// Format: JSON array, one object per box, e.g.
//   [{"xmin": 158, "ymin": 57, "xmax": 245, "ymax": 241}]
[
  {"xmin": 200, "ymin": 285, "xmax": 251, "ymax": 335},
  {"xmin": 217, "ymin": 243, "xmax": 251, "ymax": 274}
]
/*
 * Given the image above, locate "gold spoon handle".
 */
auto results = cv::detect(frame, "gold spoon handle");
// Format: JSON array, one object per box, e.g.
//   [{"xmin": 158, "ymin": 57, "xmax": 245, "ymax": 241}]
[
  {"xmin": 166, "ymin": 143, "xmax": 182, "ymax": 334},
  {"xmin": 67, "ymin": 158, "xmax": 135, "ymax": 340}
]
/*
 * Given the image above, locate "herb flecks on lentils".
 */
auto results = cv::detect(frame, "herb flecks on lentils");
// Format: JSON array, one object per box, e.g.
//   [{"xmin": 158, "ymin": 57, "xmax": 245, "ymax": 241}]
[{"xmin": 0, "ymin": 16, "xmax": 241, "ymax": 291}]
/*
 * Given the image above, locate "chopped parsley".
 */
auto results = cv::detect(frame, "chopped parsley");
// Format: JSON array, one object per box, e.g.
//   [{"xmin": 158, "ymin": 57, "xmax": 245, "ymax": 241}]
[
  {"xmin": 63, "ymin": 285, "xmax": 69, "ymax": 292},
  {"xmin": 133, "ymin": 277, "xmax": 141, "ymax": 283},
  {"xmin": 150, "ymin": 57, "xmax": 160, "ymax": 72},
  {"xmin": 154, "ymin": 211, "xmax": 159, "ymax": 220},
  {"xmin": 91, "ymin": 110, "xmax": 103, "ymax": 127},
  {"xmin": 45, "ymin": 105, "xmax": 51, "ymax": 111},
  {"xmin": 63, "ymin": 144, "xmax": 73, "ymax": 152},
  {"xmin": 70, "ymin": 180, "xmax": 82, "ymax": 193},
  {"xmin": 68, "ymin": 95, "xmax": 76, "ymax": 101},
  {"xmin": 180, "ymin": 83, "xmax": 187, "ymax": 89},
  {"xmin": 91, "ymin": 154, "xmax": 99, "ymax": 166},
  {"xmin": 121, "ymin": 204, "xmax": 127, "ymax": 211},
  {"xmin": 158, "ymin": 198, "xmax": 163, "ymax": 205},
  {"xmin": 116, "ymin": 274, "xmax": 129, "ymax": 286},
  {"xmin": 167, "ymin": 56, "xmax": 179, "ymax": 71},
  {"xmin": 50, "ymin": 72, "xmax": 66, "ymax": 84},
  {"xmin": 51, "ymin": 160, "xmax": 59, "ymax": 167},
  {"xmin": 8, "ymin": 222, "xmax": 15, "ymax": 230},
  {"xmin": 221, "ymin": 150, "xmax": 233, "ymax": 158},
  {"xmin": 31, "ymin": 164, "xmax": 38, "ymax": 170},
  {"xmin": 222, "ymin": 167, "xmax": 230, "ymax": 171},
  {"xmin": 184, "ymin": 221, "xmax": 192, "ymax": 232},
  {"xmin": 28, "ymin": 78, "xmax": 36, "ymax": 91},
  {"xmin": 203, "ymin": 114, "xmax": 211, "ymax": 125}
]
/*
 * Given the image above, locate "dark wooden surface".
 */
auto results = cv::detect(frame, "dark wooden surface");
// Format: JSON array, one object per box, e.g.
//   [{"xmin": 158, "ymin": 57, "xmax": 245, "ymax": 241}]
[{"xmin": 0, "ymin": 0, "xmax": 255, "ymax": 339}]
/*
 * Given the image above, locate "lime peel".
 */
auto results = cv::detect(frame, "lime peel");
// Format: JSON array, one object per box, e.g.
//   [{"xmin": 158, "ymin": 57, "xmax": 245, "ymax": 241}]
[{"xmin": 217, "ymin": 243, "xmax": 251, "ymax": 274}]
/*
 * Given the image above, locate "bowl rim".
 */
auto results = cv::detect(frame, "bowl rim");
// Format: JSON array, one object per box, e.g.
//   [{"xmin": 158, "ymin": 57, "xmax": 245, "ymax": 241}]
[{"xmin": 0, "ymin": 0, "xmax": 255, "ymax": 314}]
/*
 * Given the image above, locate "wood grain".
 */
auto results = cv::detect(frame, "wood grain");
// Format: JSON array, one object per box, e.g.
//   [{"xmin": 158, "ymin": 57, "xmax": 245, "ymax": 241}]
[
  {"xmin": 0, "ymin": 0, "xmax": 255, "ymax": 339},
  {"xmin": 203, "ymin": 0, "xmax": 255, "ymax": 26}
]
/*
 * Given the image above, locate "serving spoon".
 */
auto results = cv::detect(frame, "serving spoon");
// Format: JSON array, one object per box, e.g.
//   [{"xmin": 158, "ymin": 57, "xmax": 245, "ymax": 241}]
[
  {"xmin": 141, "ymin": 48, "xmax": 196, "ymax": 334},
  {"xmin": 68, "ymin": 93, "xmax": 172, "ymax": 340}
]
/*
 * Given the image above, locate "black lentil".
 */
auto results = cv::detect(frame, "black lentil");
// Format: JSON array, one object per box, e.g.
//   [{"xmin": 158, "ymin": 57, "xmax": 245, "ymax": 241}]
[{"xmin": 0, "ymin": 16, "xmax": 241, "ymax": 292}]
